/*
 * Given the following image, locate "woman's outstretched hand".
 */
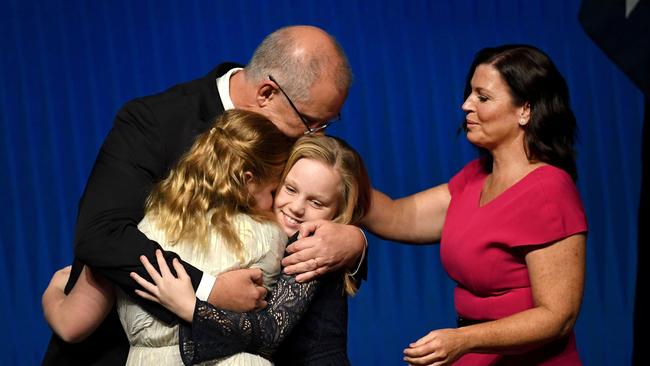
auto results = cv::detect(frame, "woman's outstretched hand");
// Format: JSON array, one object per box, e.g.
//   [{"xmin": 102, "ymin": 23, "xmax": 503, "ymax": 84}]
[{"xmin": 130, "ymin": 249, "xmax": 196, "ymax": 323}]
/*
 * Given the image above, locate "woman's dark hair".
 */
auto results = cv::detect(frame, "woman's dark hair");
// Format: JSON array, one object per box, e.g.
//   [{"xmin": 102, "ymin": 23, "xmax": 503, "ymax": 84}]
[{"xmin": 462, "ymin": 44, "xmax": 578, "ymax": 181}]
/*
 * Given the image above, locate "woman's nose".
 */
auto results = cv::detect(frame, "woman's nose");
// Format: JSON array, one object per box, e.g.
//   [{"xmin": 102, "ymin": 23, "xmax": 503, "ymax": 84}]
[{"xmin": 461, "ymin": 97, "xmax": 472, "ymax": 112}]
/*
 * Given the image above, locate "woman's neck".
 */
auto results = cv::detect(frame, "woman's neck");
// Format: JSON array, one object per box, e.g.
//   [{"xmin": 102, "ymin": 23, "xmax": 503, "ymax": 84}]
[
  {"xmin": 480, "ymin": 143, "xmax": 544, "ymax": 206},
  {"xmin": 491, "ymin": 153, "xmax": 533, "ymax": 180},
  {"xmin": 488, "ymin": 136, "xmax": 540, "ymax": 180}
]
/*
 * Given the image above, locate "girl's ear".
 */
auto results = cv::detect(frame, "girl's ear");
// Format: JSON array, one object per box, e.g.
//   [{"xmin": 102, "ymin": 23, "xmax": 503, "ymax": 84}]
[{"xmin": 243, "ymin": 171, "xmax": 254, "ymax": 184}]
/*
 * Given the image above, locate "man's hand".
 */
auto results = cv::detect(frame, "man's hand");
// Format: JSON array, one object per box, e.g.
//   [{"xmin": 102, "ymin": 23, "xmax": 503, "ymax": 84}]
[
  {"xmin": 48, "ymin": 265, "xmax": 72, "ymax": 294},
  {"xmin": 207, "ymin": 268, "xmax": 268, "ymax": 312},
  {"xmin": 282, "ymin": 220, "xmax": 365, "ymax": 282}
]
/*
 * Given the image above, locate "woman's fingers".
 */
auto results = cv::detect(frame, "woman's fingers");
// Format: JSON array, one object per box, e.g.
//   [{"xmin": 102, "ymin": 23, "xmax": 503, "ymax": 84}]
[{"xmin": 410, "ymin": 331, "xmax": 436, "ymax": 348}]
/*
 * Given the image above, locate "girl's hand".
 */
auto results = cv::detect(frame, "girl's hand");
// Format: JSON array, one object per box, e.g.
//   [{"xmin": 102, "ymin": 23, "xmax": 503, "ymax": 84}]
[{"xmin": 130, "ymin": 250, "xmax": 196, "ymax": 323}]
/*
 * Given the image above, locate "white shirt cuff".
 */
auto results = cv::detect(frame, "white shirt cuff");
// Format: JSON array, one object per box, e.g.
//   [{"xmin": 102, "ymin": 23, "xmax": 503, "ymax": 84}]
[
  {"xmin": 349, "ymin": 228, "xmax": 368, "ymax": 277},
  {"xmin": 195, "ymin": 273, "xmax": 216, "ymax": 301}
]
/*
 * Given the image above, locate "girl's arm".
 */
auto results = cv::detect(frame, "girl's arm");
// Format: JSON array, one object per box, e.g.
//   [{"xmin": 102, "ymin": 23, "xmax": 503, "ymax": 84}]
[
  {"xmin": 403, "ymin": 233, "xmax": 586, "ymax": 365},
  {"xmin": 42, "ymin": 265, "xmax": 115, "ymax": 343},
  {"xmin": 362, "ymin": 185, "xmax": 451, "ymax": 243},
  {"xmin": 131, "ymin": 249, "xmax": 319, "ymax": 365},
  {"xmin": 180, "ymin": 272, "xmax": 318, "ymax": 364}
]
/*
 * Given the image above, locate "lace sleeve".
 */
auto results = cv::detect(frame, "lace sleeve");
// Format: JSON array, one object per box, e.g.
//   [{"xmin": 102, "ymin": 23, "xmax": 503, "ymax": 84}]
[{"xmin": 178, "ymin": 272, "xmax": 319, "ymax": 365}]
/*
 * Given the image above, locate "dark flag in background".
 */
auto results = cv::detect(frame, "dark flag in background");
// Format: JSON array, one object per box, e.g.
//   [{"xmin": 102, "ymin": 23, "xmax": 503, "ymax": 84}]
[
  {"xmin": 580, "ymin": 0, "xmax": 650, "ymax": 94},
  {"xmin": 579, "ymin": 1, "xmax": 649, "ymax": 365}
]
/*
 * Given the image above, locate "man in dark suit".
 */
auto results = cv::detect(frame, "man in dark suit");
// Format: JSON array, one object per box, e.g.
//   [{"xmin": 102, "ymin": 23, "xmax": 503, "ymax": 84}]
[{"xmin": 42, "ymin": 25, "xmax": 367, "ymax": 365}]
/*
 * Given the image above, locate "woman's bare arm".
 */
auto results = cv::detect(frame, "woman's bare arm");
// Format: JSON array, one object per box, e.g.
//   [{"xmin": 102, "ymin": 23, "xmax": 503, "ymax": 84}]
[
  {"xmin": 362, "ymin": 185, "xmax": 451, "ymax": 244},
  {"xmin": 403, "ymin": 233, "xmax": 586, "ymax": 365}
]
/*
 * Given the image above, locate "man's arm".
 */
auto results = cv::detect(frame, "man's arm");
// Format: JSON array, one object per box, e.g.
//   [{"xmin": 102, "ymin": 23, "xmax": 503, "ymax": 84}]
[{"xmin": 72, "ymin": 99, "xmax": 201, "ymax": 323}]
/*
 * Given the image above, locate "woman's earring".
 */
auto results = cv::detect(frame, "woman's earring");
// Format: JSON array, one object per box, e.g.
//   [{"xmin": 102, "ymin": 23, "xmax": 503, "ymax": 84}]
[{"xmin": 519, "ymin": 118, "xmax": 527, "ymax": 126}]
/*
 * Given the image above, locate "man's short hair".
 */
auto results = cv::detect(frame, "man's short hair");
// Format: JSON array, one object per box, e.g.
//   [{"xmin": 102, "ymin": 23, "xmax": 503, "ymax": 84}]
[{"xmin": 245, "ymin": 27, "xmax": 352, "ymax": 102}]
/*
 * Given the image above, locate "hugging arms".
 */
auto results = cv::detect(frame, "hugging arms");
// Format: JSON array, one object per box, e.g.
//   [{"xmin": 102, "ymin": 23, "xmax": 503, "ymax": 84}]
[{"xmin": 44, "ymin": 131, "xmax": 371, "ymax": 365}]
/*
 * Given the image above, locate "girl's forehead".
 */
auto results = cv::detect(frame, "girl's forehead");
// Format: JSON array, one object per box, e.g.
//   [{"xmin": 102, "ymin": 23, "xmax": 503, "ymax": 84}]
[
  {"xmin": 288, "ymin": 158, "xmax": 335, "ymax": 176},
  {"xmin": 287, "ymin": 158, "xmax": 341, "ymax": 197}
]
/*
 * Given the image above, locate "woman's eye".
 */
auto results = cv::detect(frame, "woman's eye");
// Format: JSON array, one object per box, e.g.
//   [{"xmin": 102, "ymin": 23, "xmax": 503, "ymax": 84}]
[
  {"xmin": 477, "ymin": 95, "xmax": 488, "ymax": 102},
  {"xmin": 310, "ymin": 200, "xmax": 324, "ymax": 208},
  {"xmin": 285, "ymin": 185, "xmax": 296, "ymax": 194}
]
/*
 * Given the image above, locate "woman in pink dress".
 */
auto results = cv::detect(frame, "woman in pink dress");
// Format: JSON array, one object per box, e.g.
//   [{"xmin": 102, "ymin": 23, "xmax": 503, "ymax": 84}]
[{"xmin": 363, "ymin": 45, "xmax": 587, "ymax": 365}]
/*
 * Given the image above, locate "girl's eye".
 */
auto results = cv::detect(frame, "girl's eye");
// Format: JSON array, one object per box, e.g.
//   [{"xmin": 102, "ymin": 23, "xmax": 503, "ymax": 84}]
[{"xmin": 310, "ymin": 200, "xmax": 324, "ymax": 208}]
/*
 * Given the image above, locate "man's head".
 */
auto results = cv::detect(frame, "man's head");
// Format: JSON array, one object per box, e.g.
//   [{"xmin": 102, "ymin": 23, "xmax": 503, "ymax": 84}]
[{"xmin": 235, "ymin": 25, "xmax": 352, "ymax": 137}]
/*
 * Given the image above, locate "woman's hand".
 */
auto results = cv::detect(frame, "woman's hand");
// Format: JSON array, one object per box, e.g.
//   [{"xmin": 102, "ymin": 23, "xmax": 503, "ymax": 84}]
[
  {"xmin": 403, "ymin": 328, "xmax": 467, "ymax": 365},
  {"xmin": 130, "ymin": 250, "xmax": 196, "ymax": 323}
]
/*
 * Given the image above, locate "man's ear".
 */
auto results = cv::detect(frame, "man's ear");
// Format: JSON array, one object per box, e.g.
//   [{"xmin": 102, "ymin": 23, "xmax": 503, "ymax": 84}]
[{"xmin": 256, "ymin": 82, "xmax": 275, "ymax": 107}]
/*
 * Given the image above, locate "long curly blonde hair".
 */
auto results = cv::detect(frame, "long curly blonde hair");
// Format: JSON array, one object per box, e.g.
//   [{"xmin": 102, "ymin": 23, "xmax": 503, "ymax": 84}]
[{"xmin": 144, "ymin": 109, "xmax": 293, "ymax": 260}]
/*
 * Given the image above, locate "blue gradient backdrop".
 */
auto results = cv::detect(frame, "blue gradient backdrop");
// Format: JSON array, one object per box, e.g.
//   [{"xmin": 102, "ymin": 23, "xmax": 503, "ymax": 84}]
[{"xmin": 0, "ymin": 1, "xmax": 641, "ymax": 364}]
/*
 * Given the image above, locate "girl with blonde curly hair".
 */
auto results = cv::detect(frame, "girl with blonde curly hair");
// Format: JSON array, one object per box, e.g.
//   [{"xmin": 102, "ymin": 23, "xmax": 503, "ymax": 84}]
[{"xmin": 43, "ymin": 109, "xmax": 294, "ymax": 365}]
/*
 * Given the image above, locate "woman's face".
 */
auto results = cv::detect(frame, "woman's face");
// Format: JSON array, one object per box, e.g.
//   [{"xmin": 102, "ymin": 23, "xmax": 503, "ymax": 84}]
[
  {"xmin": 273, "ymin": 158, "xmax": 341, "ymax": 236},
  {"xmin": 461, "ymin": 64, "xmax": 526, "ymax": 150}
]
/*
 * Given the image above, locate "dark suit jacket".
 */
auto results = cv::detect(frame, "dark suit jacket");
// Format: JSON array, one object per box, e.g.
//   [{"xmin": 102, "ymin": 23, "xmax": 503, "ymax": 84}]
[{"xmin": 42, "ymin": 63, "xmax": 237, "ymax": 365}]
